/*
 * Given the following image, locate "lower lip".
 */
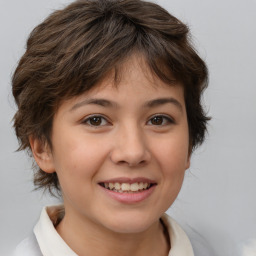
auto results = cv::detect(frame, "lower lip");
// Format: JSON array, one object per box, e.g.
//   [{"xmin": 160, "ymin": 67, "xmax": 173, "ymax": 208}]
[{"xmin": 99, "ymin": 185, "xmax": 156, "ymax": 204}]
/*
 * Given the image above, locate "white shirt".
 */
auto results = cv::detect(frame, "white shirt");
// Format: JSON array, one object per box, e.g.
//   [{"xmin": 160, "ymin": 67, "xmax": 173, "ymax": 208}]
[{"xmin": 14, "ymin": 205, "xmax": 194, "ymax": 256}]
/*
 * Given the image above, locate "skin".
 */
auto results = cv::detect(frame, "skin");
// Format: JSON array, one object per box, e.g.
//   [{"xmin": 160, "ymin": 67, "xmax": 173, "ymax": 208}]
[{"xmin": 30, "ymin": 55, "xmax": 190, "ymax": 256}]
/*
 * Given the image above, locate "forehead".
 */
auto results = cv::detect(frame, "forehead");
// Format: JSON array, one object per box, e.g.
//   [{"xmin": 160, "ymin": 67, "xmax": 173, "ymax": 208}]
[
  {"xmin": 54, "ymin": 53, "xmax": 184, "ymax": 110},
  {"xmin": 56, "ymin": 55, "xmax": 185, "ymax": 115},
  {"xmin": 88, "ymin": 54, "xmax": 182, "ymax": 94}
]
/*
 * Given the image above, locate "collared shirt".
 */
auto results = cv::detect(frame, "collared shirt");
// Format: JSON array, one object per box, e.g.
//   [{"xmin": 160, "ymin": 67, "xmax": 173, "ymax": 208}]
[{"xmin": 14, "ymin": 205, "xmax": 194, "ymax": 256}]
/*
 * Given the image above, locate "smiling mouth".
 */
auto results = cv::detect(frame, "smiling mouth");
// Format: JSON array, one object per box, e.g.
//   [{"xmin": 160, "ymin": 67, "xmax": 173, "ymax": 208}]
[{"xmin": 99, "ymin": 182, "xmax": 155, "ymax": 193}]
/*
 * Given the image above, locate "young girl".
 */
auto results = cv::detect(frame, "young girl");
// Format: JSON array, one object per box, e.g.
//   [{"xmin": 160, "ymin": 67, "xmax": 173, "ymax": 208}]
[{"xmin": 13, "ymin": 0, "xmax": 209, "ymax": 255}]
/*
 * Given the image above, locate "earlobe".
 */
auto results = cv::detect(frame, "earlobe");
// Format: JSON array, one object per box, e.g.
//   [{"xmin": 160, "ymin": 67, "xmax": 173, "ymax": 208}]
[{"xmin": 29, "ymin": 136, "xmax": 55, "ymax": 173}]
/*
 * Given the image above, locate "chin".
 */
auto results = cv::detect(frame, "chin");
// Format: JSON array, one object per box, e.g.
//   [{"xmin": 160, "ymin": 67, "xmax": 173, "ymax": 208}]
[
  {"xmin": 107, "ymin": 223, "xmax": 152, "ymax": 234},
  {"xmin": 103, "ymin": 213, "xmax": 159, "ymax": 234}
]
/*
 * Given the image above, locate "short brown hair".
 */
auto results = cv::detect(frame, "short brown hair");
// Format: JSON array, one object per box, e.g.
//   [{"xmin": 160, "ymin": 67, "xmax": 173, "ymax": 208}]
[{"xmin": 12, "ymin": 0, "xmax": 209, "ymax": 195}]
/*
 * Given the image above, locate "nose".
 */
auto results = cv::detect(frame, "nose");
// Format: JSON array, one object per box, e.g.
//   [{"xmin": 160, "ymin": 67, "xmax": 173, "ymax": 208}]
[{"xmin": 110, "ymin": 125, "xmax": 151, "ymax": 167}]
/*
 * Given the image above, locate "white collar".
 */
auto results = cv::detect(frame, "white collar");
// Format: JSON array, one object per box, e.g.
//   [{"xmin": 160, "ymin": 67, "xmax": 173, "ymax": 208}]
[
  {"xmin": 161, "ymin": 213, "xmax": 194, "ymax": 256},
  {"xmin": 34, "ymin": 205, "xmax": 194, "ymax": 256}
]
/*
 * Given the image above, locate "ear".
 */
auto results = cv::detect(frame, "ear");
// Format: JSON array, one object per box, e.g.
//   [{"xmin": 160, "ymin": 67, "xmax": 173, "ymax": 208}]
[{"xmin": 29, "ymin": 136, "xmax": 55, "ymax": 173}]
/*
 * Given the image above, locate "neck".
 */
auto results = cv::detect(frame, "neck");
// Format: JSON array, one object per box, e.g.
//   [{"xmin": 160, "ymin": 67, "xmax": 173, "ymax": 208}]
[{"xmin": 55, "ymin": 208, "xmax": 170, "ymax": 256}]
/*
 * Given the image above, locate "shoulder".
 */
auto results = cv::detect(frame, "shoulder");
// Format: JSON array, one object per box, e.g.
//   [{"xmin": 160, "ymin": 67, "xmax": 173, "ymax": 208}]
[{"xmin": 14, "ymin": 233, "xmax": 42, "ymax": 256}]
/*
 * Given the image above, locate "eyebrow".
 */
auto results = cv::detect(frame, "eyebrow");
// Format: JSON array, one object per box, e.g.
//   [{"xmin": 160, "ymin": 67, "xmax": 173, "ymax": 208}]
[
  {"xmin": 70, "ymin": 98, "xmax": 118, "ymax": 111},
  {"xmin": 70, "ymin": 97, "xmax": 183, "ymax": 112},
  {"xmin": 144, "ymin": 98, "xmax": 183, "ymax": 112}
]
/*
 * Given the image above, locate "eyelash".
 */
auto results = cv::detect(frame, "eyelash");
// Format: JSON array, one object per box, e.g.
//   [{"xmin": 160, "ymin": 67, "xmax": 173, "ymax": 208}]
[
  {"xmin": 82, "ymin": 115, "xmax": 110, "ymax": 127},
  {"xmin": 147, "ymin": 115, "xmax": 175, "ymax": 126},
  {"xmin": 81, "ymin": 114, "xmax": 175, "ymax": 127}
]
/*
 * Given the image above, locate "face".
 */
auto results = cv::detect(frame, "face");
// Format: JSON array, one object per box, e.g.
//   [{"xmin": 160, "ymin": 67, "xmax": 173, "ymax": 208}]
[{"xmin": 34, "ymin": 55, "xmax": 190, "ymax": 234}]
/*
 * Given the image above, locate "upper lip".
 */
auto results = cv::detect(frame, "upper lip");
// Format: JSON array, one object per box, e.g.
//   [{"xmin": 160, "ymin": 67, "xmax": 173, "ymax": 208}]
[{"xmin": 98, "ymin": 177, "xmax": 157, "ymax": 184}]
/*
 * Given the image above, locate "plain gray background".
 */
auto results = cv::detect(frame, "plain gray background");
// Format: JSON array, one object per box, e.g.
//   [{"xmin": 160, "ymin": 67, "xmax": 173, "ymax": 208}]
[{"xmin": 0, "ymin": 0, "xmax": 256, "ymax": 255}]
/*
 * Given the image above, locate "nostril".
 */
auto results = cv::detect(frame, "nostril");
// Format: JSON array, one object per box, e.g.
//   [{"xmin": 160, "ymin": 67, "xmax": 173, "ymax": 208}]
[
  {"xmin": 128, "ymin": 159, "xmax": 147, "ymax": 167},
  {"xmin": 116, "ymin": 160, "xmax": 128, "ymax": 166},
  {"xmin": 115, "ymin": 159, "xmax": 146, "ymax": 167},
  {"xmin": 110, "ymin": 143, "xmax": 151, "ymax": 166}
]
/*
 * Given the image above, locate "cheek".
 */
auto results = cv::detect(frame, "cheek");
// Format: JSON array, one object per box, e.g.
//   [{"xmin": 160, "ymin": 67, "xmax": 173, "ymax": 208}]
[
  {"xmin": 154, "ymin": 135, "xmax": 189, "ymax": 173},
  {"xmin": 151, "ymin": 139, "xmax": 189, "ymax": 213},
  {"xmin": 52, "ymin": 140, "xmax": 102, "ymax": 202},
  {"xmin": 52, "ymin": 134, "xmax": 110, "ymax": 182}
]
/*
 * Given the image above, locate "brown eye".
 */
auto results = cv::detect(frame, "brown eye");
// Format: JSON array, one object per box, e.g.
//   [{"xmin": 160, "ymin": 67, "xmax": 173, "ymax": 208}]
[
  {"xmin": 147, "ymin": 115, "xmax": 174, "ymax": 126},
  {"xmin": 89, "ymin": 117, "xmax": 102, "ymax": 126},
  {"xmin": 151, "ymin": 116, "xmax": 164, "ymax": 125},
  {"xmin": 83, "ymin": 115, "xmax": 108, "ymax": 127}
]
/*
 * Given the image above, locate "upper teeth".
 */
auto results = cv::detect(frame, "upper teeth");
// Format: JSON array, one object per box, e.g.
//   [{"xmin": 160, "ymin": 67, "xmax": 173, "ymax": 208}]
[{"xmin": 103, "ymin": 182, "xmax": 150, "ymax": 192}]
